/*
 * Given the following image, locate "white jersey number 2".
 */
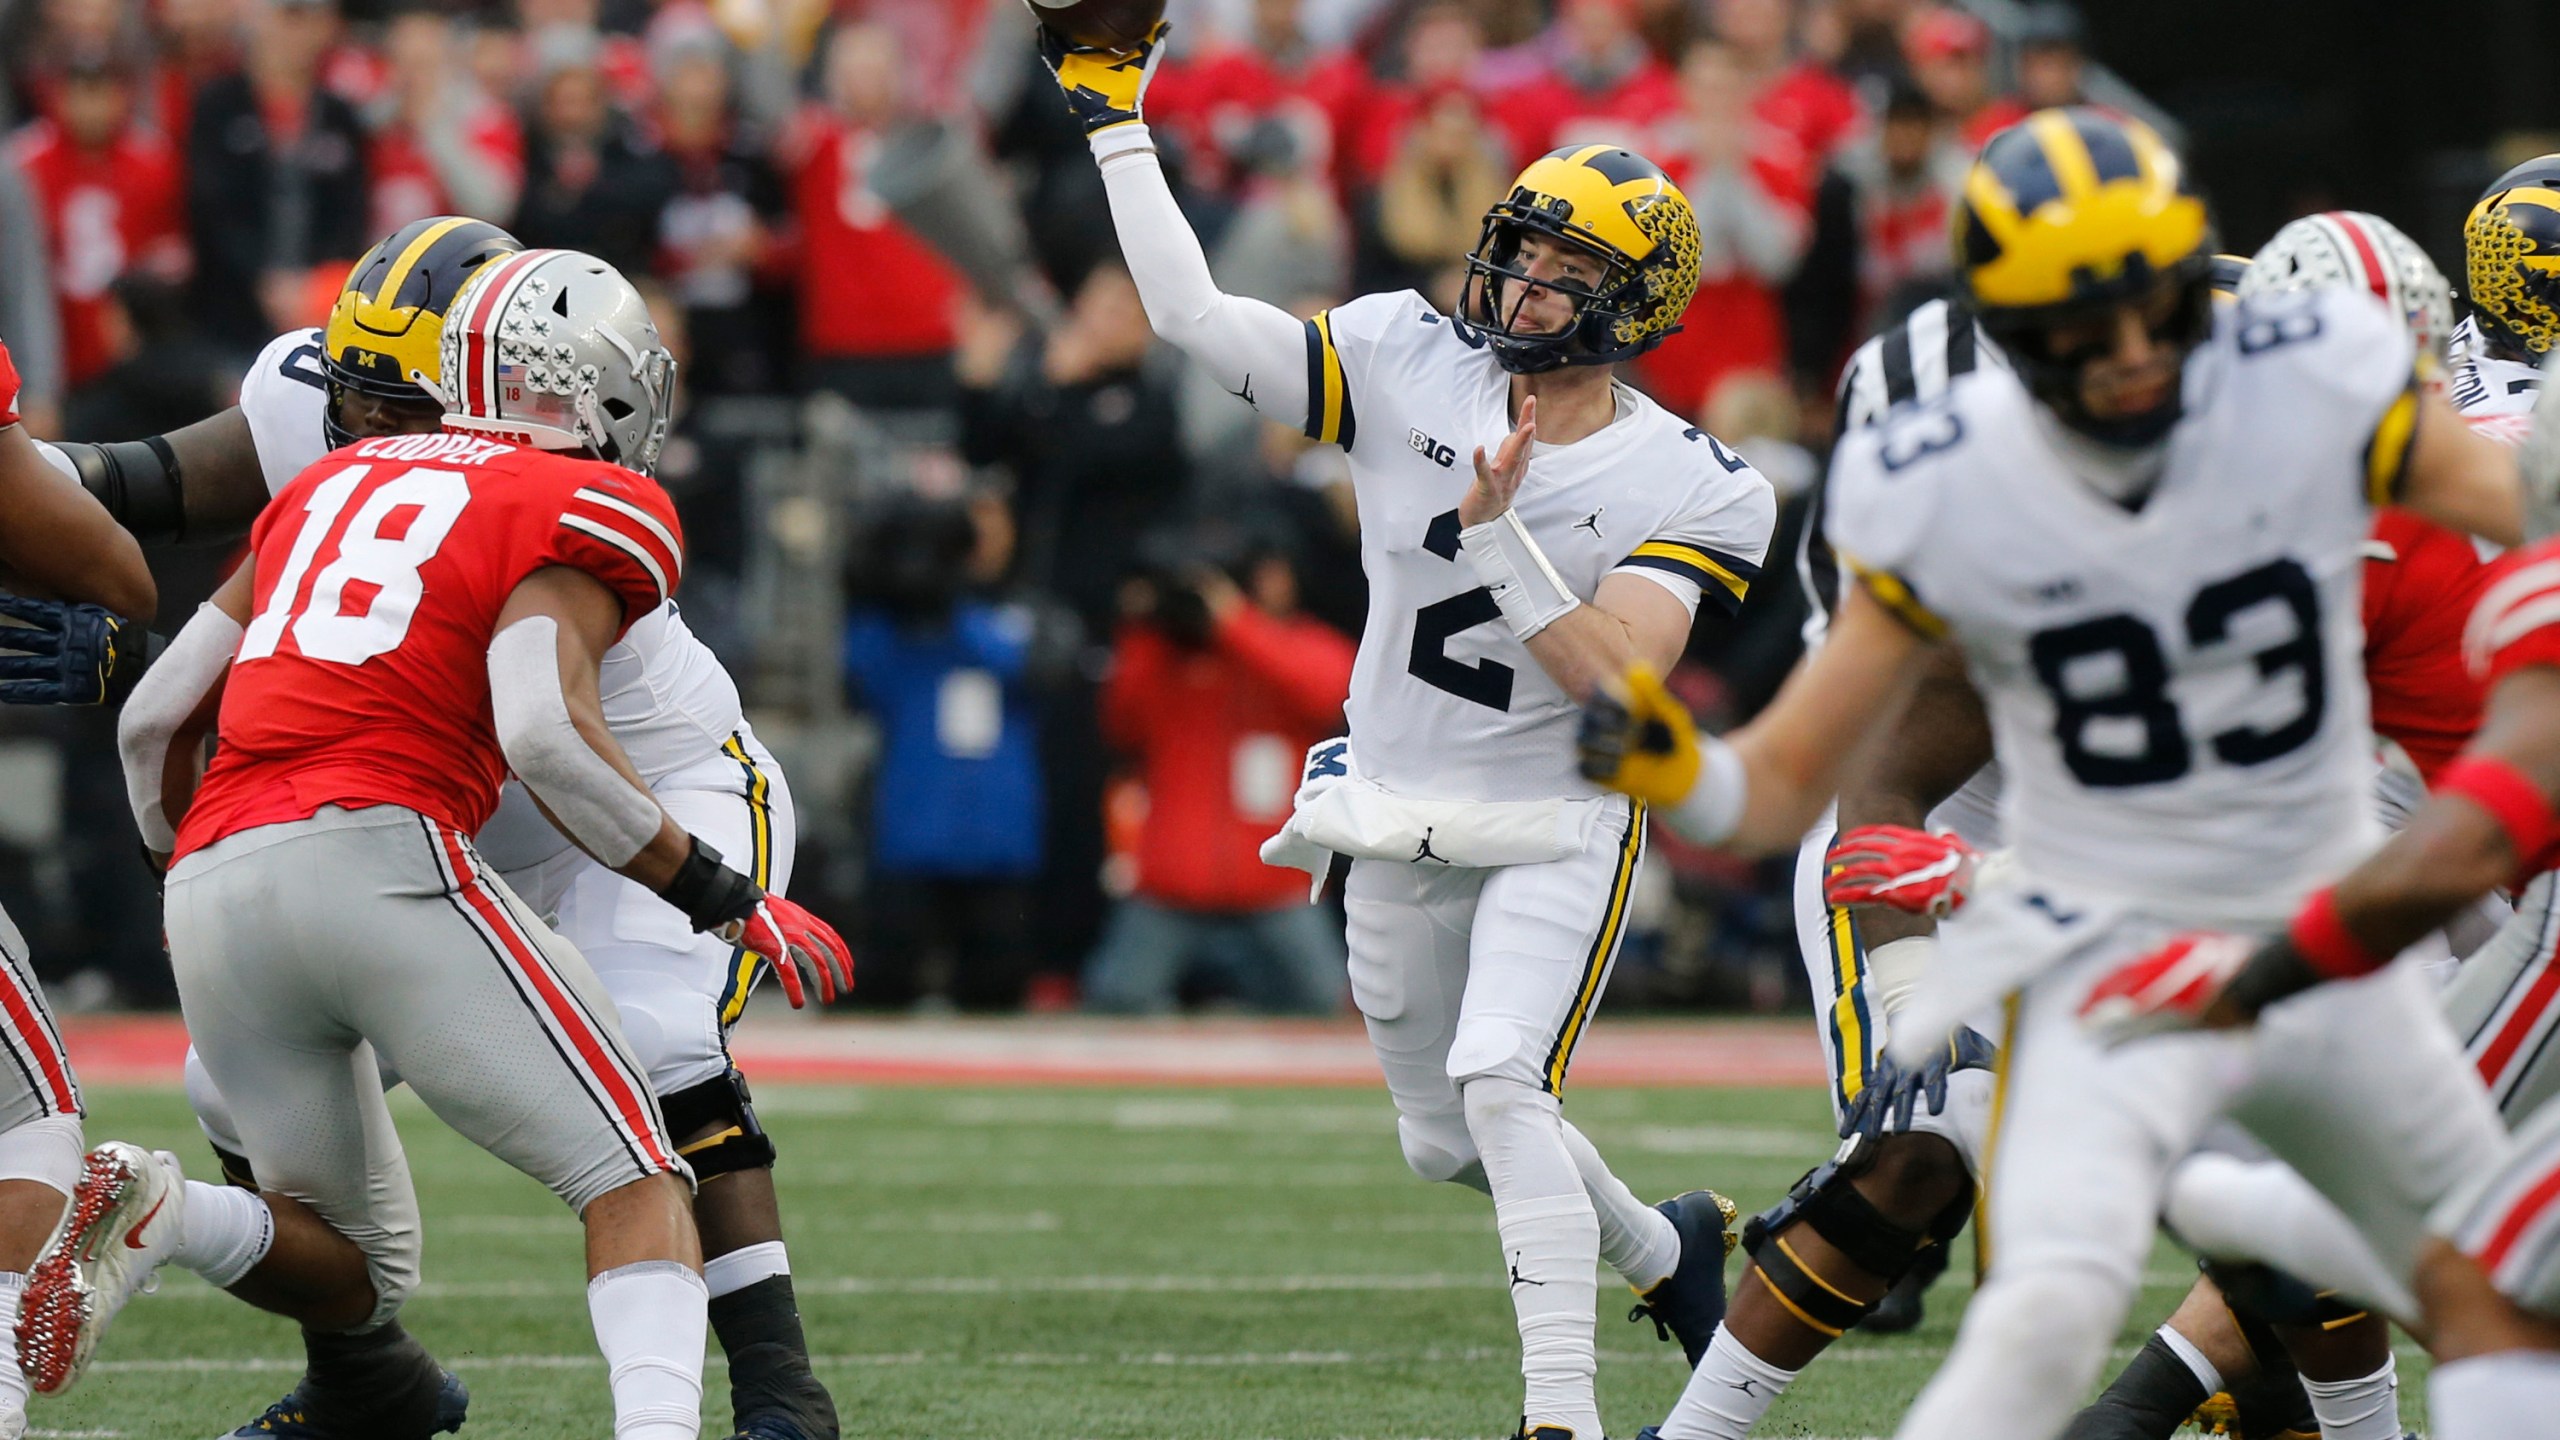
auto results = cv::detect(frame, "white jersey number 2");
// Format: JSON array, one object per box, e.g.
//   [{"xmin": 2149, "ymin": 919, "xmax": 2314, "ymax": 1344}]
[{"xmin": 238, "ymin": 464, "xmax": 472, "ymax": 666}]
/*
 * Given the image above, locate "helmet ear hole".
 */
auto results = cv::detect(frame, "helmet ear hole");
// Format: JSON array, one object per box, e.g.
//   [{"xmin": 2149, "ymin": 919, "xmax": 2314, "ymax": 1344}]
[
  {"xmin": 603, "ymin": 398, "xmax": 635, "ymax": 421},
  {"xmin": 554, "ymin": 289, "xmax": 573, "ymax": 318}
]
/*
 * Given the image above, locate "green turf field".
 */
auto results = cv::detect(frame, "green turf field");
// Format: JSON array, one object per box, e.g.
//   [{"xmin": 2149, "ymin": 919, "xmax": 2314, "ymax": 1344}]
[{"xmin": 29, "ymin": 1082, "xmax": 2427, "ymax": 1439}]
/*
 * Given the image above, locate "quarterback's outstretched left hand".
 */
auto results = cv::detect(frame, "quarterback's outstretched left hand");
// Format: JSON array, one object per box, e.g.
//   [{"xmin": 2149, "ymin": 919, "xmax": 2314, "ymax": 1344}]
[
  {"xmin": 733, "ymin": 896, "xmax": 855, "ymax": 1008},
  {"xmin": 0, "ymin": 592, "xmax": 155, "ymax": 706},
  {"xmin": 1038, "ymin": 19, "xmax": 1169, "ymax": 136},
  {"xmin": 2078, "ymin": 931, "xmax": 2259, "ymax": 1042},
  {"xmin": 1577, "ymin": 662, "xmax": 1699, "ymax": 805},
  {"xmin": 1823, "ymin": 826, "xmax": 1978, "ymax": 917}
]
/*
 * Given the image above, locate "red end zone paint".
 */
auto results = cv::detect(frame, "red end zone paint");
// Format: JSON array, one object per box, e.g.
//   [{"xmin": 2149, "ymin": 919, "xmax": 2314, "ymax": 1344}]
[{"xmin": 56, "ymin": 1014, "xmax": 1829, "ymax": 1089}]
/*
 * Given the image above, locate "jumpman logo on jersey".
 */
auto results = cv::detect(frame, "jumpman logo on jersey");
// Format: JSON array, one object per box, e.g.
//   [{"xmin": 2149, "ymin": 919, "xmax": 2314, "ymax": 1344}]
[
  {"xmin": 1227, "ymin": 374, "xmax": 1257, "ymax": 407},
  {"xmin": 1412, "ymin": 828, "xmax": 1449, "ymax": 865},
  {"xmin": 1508, "ymin": 1253, "xmax": 1544, "ymax": 1289},
  {"xmin": 1574, "ymin": 507, "xmax": 1605, "ymax": 539}
]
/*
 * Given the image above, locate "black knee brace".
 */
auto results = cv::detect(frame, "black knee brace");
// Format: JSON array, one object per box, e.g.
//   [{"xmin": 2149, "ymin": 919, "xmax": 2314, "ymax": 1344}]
[
  {"xmin": 1741, "ymin": 1136, "xmax": 1975, "ymax": 1335},
  {"xmin": 2200, "ymin": 1256, "xmax": 2369, "ymax": 1333},
  {"xmin": 662, "ymin": 1069, "xmax": 778, "ymax": 1180}
]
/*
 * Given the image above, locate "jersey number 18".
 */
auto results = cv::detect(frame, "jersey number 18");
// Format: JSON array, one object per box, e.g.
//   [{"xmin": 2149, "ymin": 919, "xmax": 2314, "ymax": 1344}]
[{"xmin": 238, "ymin": 464, "xmax": 473, "ymax": 667}]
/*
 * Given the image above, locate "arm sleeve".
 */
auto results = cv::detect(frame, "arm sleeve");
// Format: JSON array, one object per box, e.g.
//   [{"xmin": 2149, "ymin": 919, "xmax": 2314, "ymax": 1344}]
[
  {"xmin": 1095, "ymin": 129, "xmax": 1316, "ymax": 435},
  {"xmin": 486, "ymin": 615, "xmax": 665, "ymax": 867},
  {"xmin": 543, "ymin": 469, "xmax": 685, "ymax": 638},
  {"xmin": 116, "ymin": 602, "xmax": 242, "ymax": 853},
  {"xmin": 1609, "ymin": 437, "xmax": 1779, "ymax": 619}
]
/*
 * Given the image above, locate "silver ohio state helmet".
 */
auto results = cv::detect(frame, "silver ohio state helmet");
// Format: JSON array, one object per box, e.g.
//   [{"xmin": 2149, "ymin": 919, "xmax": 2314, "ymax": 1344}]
[
  {"xmin": 2237, "ymin": 210, "xmax": 2454, "ymax": 367},
  {"xmin": 434, "ymin": 248, "xmax": 677, "ymax": 474}
]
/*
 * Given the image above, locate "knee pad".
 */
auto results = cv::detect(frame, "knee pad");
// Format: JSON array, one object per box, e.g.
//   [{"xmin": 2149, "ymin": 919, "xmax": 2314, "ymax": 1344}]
[
  {"xmin": 1396, "ymin": 1110, "xmax": 1482, "ymax": 1186},
  {"xmin": 0, "ymin": 1113, "xmax": 82, "ymax": 1196},
  {"xmin": 660, "ymin": 1069, "xmax": 776, "ymax": 1181},
  {"xmin": 1742, "ymin": 1135, "xmax": 1975, "ymax": 1334}
]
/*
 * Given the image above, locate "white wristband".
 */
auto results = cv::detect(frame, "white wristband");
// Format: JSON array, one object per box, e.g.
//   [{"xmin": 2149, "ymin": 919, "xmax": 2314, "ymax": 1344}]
[
  {"xmin": 1459, "ymin": 509, "xmax": 1581, "ymax": 639},
  {"xmin": 1666, "ymin": 734, "xmax": 1747, "ymax": 844},
  {"xmin": 1090, "ymin": 121, "xmax": 1157, "ymax": 168}
]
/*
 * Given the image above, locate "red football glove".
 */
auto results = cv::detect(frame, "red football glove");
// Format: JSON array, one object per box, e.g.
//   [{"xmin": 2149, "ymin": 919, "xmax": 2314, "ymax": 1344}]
[
  {"xmin": 1823, "ymin": 826, "xmax": 1980, "ymax": 917},
  {"xmin": 732, "ymin": 895, "xmax": 855, "ymax": 1008},
  {"xmin": 2078, "ymin": 931, "xmax": 2257, "ymax": 1042}
]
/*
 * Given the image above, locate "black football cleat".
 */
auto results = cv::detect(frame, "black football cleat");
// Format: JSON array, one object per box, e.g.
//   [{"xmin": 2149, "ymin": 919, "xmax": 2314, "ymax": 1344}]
[
  {"xmin": 730, "ymin": 1418, "xmax": 819, "ymax": 1440},
  {"xmin": 223, "ymin": 1369, "xmax": 468, "ymax": 1438},
  {"xmin": 1514, "ymin": 1425, "xmax": 1589, "ymax": 1440},
  {"xmin": 1627, "ymin": 1188, "xmax": 1739, "ymax": 1365}
]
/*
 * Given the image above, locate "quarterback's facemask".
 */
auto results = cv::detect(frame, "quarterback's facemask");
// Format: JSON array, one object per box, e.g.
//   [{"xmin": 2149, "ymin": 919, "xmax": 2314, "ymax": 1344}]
[
  {"xmin": 1458, "ymin": 144, "xmax": 1701, "ymax": 375},
  {"xmin": 1958, "ymin": 108, "xmax": 2216, "ymax": 448}
]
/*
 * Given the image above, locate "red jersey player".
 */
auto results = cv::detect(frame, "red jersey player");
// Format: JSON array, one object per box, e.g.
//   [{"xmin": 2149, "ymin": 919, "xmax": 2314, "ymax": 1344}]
[{"xmin": 69, "ymin": 251, "xmax": 846, "ymax": 1440}]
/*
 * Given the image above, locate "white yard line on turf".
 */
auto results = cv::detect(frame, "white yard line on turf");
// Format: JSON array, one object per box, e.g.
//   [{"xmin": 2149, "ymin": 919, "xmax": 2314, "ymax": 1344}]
[
  {"xmin": 137, "ymin": 1263, "xmax": 2233, "ymax": 1300},
  {"xmin": 93, "ymin": 1342, "xmax": 2307, "ymax": 1374}
]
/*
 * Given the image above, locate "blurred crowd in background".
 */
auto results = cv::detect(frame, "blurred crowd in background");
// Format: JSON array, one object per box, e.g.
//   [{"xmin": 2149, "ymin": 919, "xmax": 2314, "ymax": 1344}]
[{"xmin": 0, "ymin": 0, "xmax": 2301, "ymax": 1016}]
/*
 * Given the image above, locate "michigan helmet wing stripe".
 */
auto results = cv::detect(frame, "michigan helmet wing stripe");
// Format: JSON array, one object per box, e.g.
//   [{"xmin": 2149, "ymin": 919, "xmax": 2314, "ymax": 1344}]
[{"xmin": 365, "ymin": 216, "xmax": 477, "ymax": 315}]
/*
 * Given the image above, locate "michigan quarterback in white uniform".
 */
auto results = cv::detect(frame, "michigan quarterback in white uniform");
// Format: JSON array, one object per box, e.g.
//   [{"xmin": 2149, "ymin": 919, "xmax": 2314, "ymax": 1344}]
[
  {"xmin": 1042, "ymin": 23, "xmax": 1773, "ymax": 1439},
  {"xmin": 38, "ymin": 218, "xmax": 842, "ymax": 1440},
  {"xmin": 1581, "ymin": 109, "xmax": 2541, "ymax": 1440}
]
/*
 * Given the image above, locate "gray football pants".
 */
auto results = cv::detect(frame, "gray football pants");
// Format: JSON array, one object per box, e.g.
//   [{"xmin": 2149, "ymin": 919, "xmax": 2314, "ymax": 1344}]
[{"xmin": 166, "ymin": 804, "xmax": 685, "ymax": 1329}]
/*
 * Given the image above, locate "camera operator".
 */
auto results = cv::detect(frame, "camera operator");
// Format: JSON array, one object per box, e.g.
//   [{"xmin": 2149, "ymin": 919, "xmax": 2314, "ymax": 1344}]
[
  {"xmin": 1083, "ymin": 519, "xmax": 1356, "ymax": 1015},
  {"xmin": 840, "ymin": 488, "xmax": 1055, "ymax": 1010}
]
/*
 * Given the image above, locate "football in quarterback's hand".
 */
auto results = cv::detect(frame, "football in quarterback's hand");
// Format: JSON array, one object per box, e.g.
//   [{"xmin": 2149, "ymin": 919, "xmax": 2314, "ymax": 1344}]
[{"xmin": 1025, "ymin": 0, "xmax": 1167, "ymax": 49}]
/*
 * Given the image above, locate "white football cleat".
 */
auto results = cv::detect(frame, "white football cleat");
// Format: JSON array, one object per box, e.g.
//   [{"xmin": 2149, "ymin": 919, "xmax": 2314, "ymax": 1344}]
[{"xmin": 18, "ymin": 1141, "xmax": 183, "ymax": 1396}]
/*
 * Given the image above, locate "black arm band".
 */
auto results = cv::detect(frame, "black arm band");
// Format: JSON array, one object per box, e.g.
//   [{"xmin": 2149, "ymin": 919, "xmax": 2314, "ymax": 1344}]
[
  {"xmin": 56, "ymin": 437, "xmax": 187, "ymax": 543},
  {"xmin": 658, "ymin": 835, "xmax": 764, "ymax": 934},
  {"xmin": 2227, "ymin": 936, "xmax": 2324, "ymax": 1019}
]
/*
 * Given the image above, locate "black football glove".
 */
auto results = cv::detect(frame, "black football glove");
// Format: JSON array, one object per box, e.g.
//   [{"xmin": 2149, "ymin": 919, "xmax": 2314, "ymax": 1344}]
[
  {"xmin": 1036, "ymin": 18, "xmax": 1169, "ymax": 135},
  {"xmin": 0, "ymin": 593, "xmax": 159, "ymax": 705},
  {"xmin": 1839, "ymin": 1025, "xmax": 1997, "ymax": 1144}
]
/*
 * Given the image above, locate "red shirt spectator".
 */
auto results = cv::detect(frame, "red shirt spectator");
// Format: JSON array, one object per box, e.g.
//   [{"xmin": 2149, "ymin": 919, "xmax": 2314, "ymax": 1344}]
[
  {"xmin": 1145, "ymin": 34, "xmax": 1374, "ymax": 199},
  {"xmin": 1636, "ymin": 40, "xmax": 1812, "ymax": 416},
  {"xmin": 1491, "ymin": 0, "xmax": 1681, "ymax": 157},
  {"xmin": 10, "ymin": 60, "xmax": 189, "ymax": 389},
  {"xmin": 1905, "ymin": 7, "xmax": 2015, "ymax": 153},
  {"xmin": 1710, "ymin": 0, "xmax": 1863, "ymax": 161},
  {"xmin": 365, "ymin": 10, "xmax": 525, "ymax": 237},
  {"xmin": 1103, "ymin": 579, "xmax": 1356, "ymax": 913},
  {"xmin": 783, "ymin": 21, "xmax": 961, "ymax": 362},
  {"xmin": 1348, "ymin": 2, "xmax": 1494, "ymax": 183}
]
